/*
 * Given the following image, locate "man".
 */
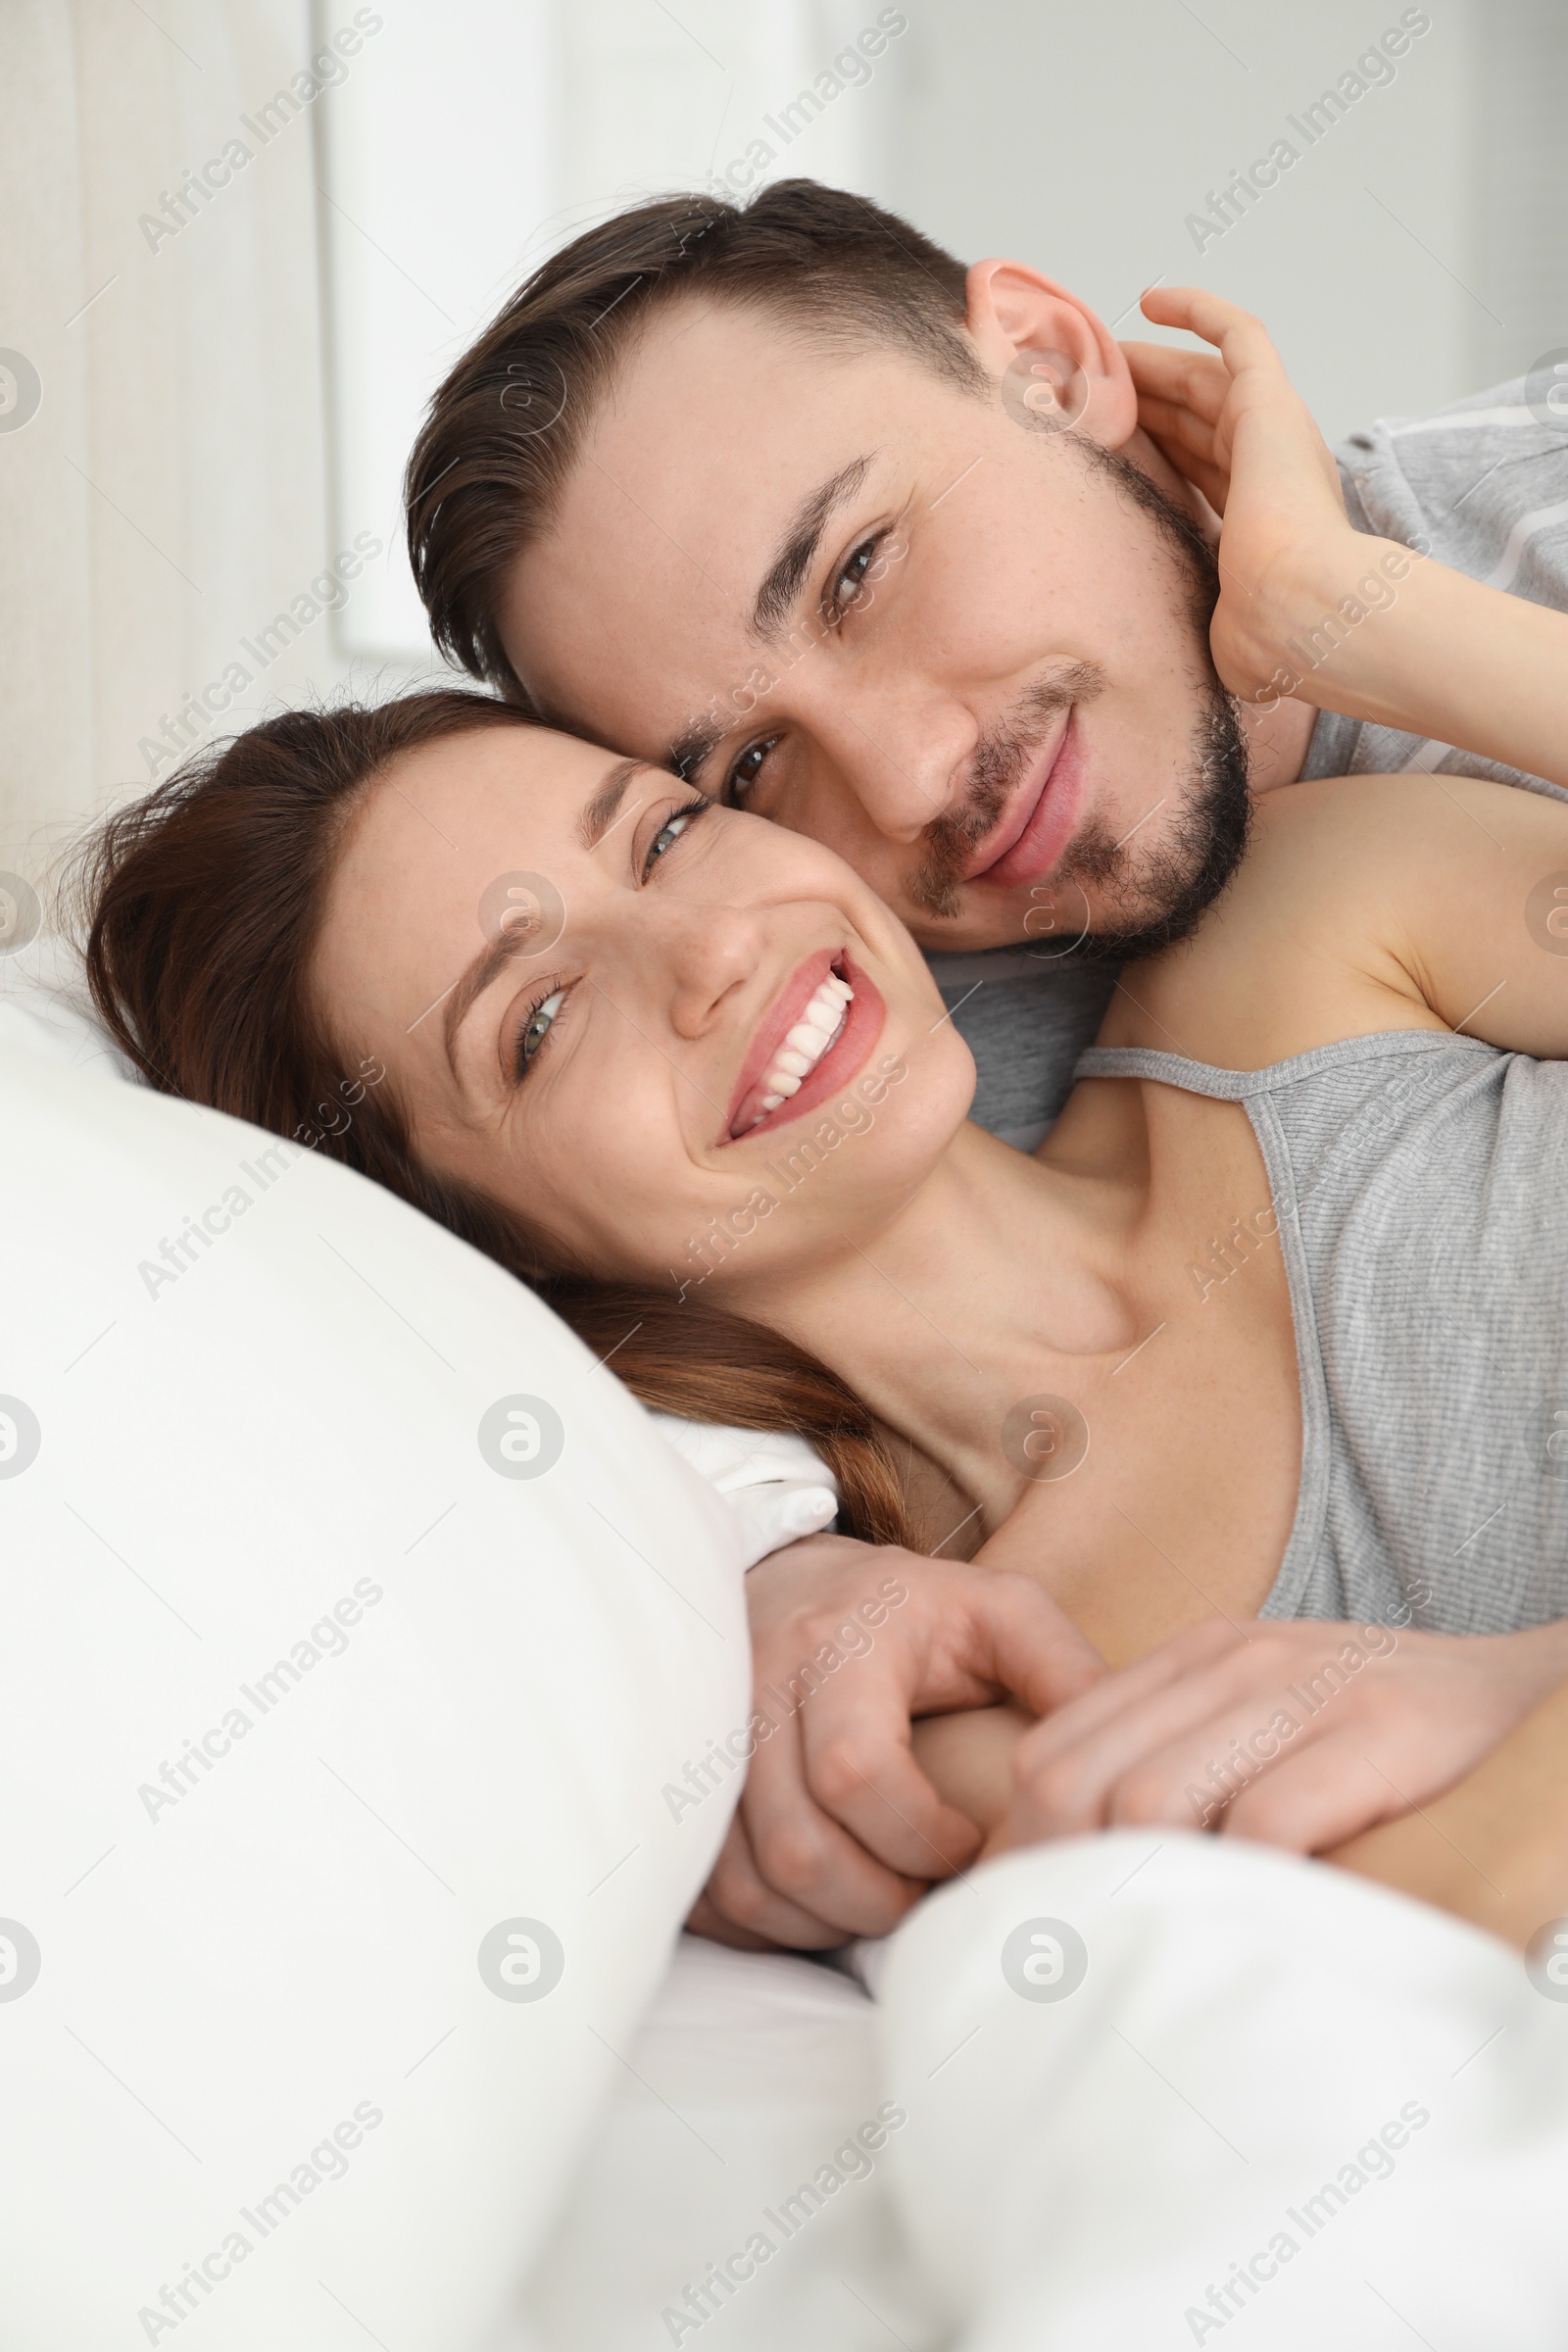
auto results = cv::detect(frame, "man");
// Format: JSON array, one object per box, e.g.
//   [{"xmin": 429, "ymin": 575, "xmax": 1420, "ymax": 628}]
[{"xmin": 406, "ymin": 180, "xmax": 1568, "ymax": 1946}]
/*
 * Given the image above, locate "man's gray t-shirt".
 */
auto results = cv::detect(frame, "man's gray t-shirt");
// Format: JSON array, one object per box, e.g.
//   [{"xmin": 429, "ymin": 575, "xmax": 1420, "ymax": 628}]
[{"xmin": 931, "ymin": 377, "xmax": 1568, "ymax": 1152}]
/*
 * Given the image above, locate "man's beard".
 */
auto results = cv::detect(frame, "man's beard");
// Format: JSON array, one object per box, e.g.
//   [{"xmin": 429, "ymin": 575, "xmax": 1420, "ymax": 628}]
[{"xmin": 907, "ymin": 439, "xmax": 1251, "ymax": 962}]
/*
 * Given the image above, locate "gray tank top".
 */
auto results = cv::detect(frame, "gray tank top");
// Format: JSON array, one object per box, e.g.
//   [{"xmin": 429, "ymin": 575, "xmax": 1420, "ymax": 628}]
[{"xmin": 1074, "ymin": 1030, "xmax": 1568, "ymax": 1636}]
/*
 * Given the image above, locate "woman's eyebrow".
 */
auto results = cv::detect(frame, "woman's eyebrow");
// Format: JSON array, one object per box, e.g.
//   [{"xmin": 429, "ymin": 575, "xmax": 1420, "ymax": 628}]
[
  {"xmin": 577, "ymin": 756, "xmax": 650, "ymax": 849},
  {"xmin": 440, "ymin": 759, "xmax": 660, "ymax": 1079},
  {"xmin": 442, "ymin": 927, "xmax": 526, "ymax": 1077}
]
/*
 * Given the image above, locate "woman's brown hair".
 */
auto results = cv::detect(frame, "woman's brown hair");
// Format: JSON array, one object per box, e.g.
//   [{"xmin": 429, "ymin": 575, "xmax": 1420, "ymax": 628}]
[{"xmin": 74, "ymin": 690, "xmax": 917, "ymax": 1546}]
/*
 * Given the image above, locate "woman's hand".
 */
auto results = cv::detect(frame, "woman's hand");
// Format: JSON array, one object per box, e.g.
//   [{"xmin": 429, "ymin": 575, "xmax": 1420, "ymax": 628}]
[
  {"xmin": 996, "ymin": 1611, "xmax": 1568, "ymax": 1858},
  {"xmin": 1127, "ymin": 287, "xmax": 1568, "ymax": 780},
  {"xmin": 688, "ymin": 1535, "xmax": 1104, "ymax": 1952},
  {"xmin": 1123, "ymin": 287, "xmax": 1376, "ymax": 706}
]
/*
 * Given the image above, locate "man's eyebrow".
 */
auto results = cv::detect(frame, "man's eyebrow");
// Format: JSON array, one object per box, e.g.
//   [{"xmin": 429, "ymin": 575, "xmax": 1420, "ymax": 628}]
[
  {"xmin": 749, "ymin": 454, "xmax": 874, "ymax": 639},
  {"xmin": 441, "ymin": 757, "xmax": 653, "ymax": 1078},
  {"xmin": 663, "ymin": 721, "xmax": 722, "ymax": 782}
]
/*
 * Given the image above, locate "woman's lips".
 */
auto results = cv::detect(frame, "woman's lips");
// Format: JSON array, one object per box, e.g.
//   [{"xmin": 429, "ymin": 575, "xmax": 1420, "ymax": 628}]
[
  {"xmin": 965, "ymin": 708, "xmax": 1085, "ymax": 891},
  {"xmin": 724, "ymin": 951, "xmax": 885, "ymax": 1144}
]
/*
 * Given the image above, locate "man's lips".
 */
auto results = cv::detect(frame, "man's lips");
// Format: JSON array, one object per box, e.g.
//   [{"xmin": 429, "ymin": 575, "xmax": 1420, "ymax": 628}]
[
  {"xmin": 723, "ymin": 950, "xmax": 885, "ymax": 1144},
  {"xmin": 964, "ymin": 708, "xmax": 1085, "ymax": 890}
]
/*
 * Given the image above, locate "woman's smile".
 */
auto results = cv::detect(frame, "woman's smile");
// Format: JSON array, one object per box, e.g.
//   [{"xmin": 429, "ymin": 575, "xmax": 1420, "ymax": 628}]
[{"xmin": 724, "ymin": 951, "xmax": 886, "ymax": 1142}]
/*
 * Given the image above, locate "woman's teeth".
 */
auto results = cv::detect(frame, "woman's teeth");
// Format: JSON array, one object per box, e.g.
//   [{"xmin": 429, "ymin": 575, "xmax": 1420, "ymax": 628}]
[{"xmin": 755, "ymin": 971, "xmax": 853, "ymax": 1117}]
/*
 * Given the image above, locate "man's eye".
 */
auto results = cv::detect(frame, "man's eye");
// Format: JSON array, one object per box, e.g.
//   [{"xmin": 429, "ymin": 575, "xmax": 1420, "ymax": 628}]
[
  {"xmin": 726, "ymin": 739, "xmax": 778, "ymax": 805},
  {"xmin": 832, "ymin": 534, "xmax": 882, "ymax": 616},
  {"xmin": 514, "ymin": 988, "xmax": 566, "ymax": 1081}
]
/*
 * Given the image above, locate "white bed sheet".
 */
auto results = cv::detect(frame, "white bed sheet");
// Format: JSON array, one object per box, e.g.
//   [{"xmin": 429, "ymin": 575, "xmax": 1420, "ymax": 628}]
[{"xmin": 522, "ymin": 1936, "xmax": 943, "ymax": 2352}]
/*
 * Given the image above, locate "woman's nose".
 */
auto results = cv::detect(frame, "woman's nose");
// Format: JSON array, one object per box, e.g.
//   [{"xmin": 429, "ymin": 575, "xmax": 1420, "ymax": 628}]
[{"xmin": 660, "ymin": 903, "xmax": 763, "ymax": 1042}]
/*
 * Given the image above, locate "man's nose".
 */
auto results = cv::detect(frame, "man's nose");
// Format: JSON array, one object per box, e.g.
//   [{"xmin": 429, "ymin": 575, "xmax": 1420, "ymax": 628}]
[{"xmin": 797, "ymin": 672, "xmax": 978, "ymax": 845}]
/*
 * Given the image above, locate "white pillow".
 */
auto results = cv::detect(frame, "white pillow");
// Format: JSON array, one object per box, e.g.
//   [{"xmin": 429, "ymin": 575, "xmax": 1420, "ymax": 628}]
[
  {"xmin": 0, "ymin": 956, "xmax": 140, "ymax": 1082},
  {"xmin": 0, "ymin": 1039, "xmax": 751, "ymax": 2351},
  {"xmin": 0, "ymin": 972, "xmax": 840, "ymax": 1567}
]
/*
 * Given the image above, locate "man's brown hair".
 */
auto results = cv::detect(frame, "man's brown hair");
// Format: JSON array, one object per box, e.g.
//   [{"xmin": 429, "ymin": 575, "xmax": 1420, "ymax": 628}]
[{"xmin": 405, "ymin": 178, "xmax": 983, "ymax": 701}]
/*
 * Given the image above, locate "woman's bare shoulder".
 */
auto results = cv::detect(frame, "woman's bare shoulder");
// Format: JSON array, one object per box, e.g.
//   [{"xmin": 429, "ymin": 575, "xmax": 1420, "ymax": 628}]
[
  {"xmin": 1243, "ymin": 767, "xmax": 1454, "ymax": 864},
  {"xmin": 1100, "ymin": 773, "xmax": 1454, "ymax": 1068}
]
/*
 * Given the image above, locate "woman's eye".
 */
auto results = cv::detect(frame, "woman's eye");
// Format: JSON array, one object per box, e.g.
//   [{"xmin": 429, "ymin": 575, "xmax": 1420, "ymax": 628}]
[
  {"xmin": 832, "ymin": 535, "xmax": 881, "ymax": 615},
  {"xmin": 726, "ymin": 739, "xmax": 777, "ymax": 804},
  {"xmin": 515, "ymin": 988, "xmax": 566, "ymax": 1079},
  {"xmin": 644, "ymin": 802, "xmax": 707, "ymax": 874}
]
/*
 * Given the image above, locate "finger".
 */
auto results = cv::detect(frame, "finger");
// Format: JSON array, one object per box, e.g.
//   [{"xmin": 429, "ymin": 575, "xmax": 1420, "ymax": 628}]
[
  {"xmin": 1133, "ymin": 389, "xmax": 1222, "ymax": 467},
  {"xmin": 1136, "ymin": 442, "xmax": 1234, "ymax": 517},
  {"xmin": 701, "ymin": 1810, "xmax": 859, "ymax": 1951},
  {"xmin": 1131, "ymin": 399, "xmax": 1234, "ymax": 512},
  {"xmin": 1013, "ymin": 1616, "xmax": 1242, "ymax": 1774},
  {"xmin": 1122, "ymin": 340, "xmax": 1232, "ymax": 422},
  {"xmin": 703, "ymin": 1812, "xmax": 852, "ymax": 1948},
  {"xmin": 963, "ymin": 1571, "xmax": 1107, "ymax": 1715},
  {"xmin": 1014, "ymin": 1631, "xmax": 1295, "ymax": 1836},
  {"xmin": 684, "ymin": 1889, "xmax": 785, "ymax": 1953},
  {"xmin": 1021, "ymin": 1697, "xmax": 1243, "ymax": 1838},
  {"xmin": 1220, "ymin": 1732, "xmax": 1417, "ymax": 1853},
  {"xmin": 1139, "ymin": 286, "xmax": 1285, "ymax": 381},
  {"xmin": 1098, "ymin": 1653, "xmax": 1399, "ymax": 1838},
  {"xmin": 801, "ymin": 1698, "xmax": 984, "ymax": 1881},
  {"xmin": 1146, "ymin": 443, "xmax": 1234, "ymax": 519},
  {"xmin": 741, "ymin": 1712, "xmax": 933, "ymax": 1938}
]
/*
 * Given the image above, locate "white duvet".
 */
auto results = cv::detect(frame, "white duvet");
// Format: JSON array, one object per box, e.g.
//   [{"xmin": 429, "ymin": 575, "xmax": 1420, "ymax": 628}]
[
  {"xmin": 880, "ymin": 1832, "xmax": 1568, "ymax": 2349},
  {"xmin": 529, "ymin": 1833, "xmax": 1568, "ymax": 2350}
]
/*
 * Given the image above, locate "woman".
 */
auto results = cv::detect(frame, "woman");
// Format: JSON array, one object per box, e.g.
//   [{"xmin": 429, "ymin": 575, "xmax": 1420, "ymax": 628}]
[{"xmin": 77, "ymin": 294, "xmax": 1568, "ymax": 1946}]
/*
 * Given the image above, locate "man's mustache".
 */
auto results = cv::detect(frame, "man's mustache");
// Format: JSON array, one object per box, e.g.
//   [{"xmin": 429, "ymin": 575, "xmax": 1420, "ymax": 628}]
[{"xmin": 908, "ymin": 662, "xmax": 1108, "ymax": 919}]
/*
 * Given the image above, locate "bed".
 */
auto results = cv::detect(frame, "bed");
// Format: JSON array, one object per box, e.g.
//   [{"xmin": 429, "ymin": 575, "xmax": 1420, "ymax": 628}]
[{"xmin": 5, "ymin": 987, "xmax": 1568, "ymax": 2350}]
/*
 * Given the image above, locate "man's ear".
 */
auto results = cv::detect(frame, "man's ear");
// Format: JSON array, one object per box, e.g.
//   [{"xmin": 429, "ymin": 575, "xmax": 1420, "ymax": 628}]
[{"xmin": 964, "ymin": 260, "xmax": 1138, "ymax": 450}]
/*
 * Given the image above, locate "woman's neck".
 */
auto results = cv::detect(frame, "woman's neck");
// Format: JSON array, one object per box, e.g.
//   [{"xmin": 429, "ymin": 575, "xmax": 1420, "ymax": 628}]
[{"xmin": 724, "ymin": 1083, "xmax": 1159, "ymax": 1523}]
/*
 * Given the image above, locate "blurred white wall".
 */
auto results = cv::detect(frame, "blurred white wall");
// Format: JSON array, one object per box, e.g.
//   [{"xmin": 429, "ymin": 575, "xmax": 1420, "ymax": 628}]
[
  {"xmin": 0, "ymin": 1, "xmax": 350, "ymax": 880},
  {"xmin": 3, "ymin": 0, "xmax": 1564, "ymax": 863},
  {"xmin": 318, "ymin": 0, "xmax": 908, "ymax": 654},
  {"xmin": 899, "ymin": 0, "xmax": 1475, "ymax": 440}
]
